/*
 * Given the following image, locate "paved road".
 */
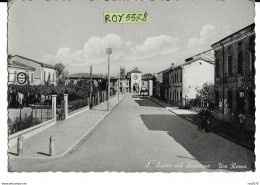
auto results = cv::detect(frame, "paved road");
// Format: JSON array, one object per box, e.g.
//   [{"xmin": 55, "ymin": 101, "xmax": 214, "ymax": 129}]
[{"xmin": 9, "ymin": 94, "xmax": 254, "ymax": 172}]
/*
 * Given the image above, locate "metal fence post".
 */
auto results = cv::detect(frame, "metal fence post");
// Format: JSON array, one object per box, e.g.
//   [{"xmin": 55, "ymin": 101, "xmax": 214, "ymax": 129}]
[
  {"xmin": 51, "ymin": 95, "xmax": 57, "ymax": 121},
  {"xmin": 64, "ymin": 94, "xmax": 68, "ymax": 120},
  {"xmin": 49, "ymin": 136, "xmax": 55, "ymax": 156}
]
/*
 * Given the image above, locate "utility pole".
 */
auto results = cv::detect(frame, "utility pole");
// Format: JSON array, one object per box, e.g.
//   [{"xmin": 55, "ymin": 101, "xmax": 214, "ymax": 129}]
[
  {"xmin": 106, "ymin": 48, "xmax": 112, "ymax": 111},
  {"xmin": 90, "ymin": 65, "xmax": 92, "ymax": 109}
]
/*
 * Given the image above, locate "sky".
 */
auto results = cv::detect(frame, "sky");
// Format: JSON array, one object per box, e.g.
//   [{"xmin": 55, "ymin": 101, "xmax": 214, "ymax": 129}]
[{"xmin": 8, "ymin": 0, "xmax": 255, "ymax": 76}]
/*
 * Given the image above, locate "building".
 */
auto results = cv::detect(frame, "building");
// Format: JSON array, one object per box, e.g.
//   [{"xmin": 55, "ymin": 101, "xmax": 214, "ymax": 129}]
[
  {"xmin": 119, "ymin": 67, "xmax": 130, "ymax": 93},
  {"xmin": 156, "ymin": 66, "xmax": 172, "ymax": 101},
  {"xmin": 169, "ymin": 55, "xmax": 215, "ymax": 107},
  {"xmin": 8, "ymin": 55, "xmax": 57, "ymax": 85},
  {"xmin": 211, "ymin": 23, "xmax": 255, "ymax": 130},
  {"xmin": 141, "ymin": 73, "xmax": 156, "ymax": 96},
  {"xmin": 65, "ymin": 73, "xmax": 118, "ymax": 94},
  {"xmin": 126, "ymin": 67, "xmax": 142, "ymax": 93},
  {"xmin": 8, "ymin": 58, "xmax": 36, "ymax": 85}
]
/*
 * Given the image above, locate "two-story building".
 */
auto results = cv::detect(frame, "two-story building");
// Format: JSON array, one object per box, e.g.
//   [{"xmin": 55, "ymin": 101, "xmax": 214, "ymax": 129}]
[
  {"xmin": 8, "ymin": 55, "xmax": 57, "ymax": 85},
  {"xmin": 169, "ymin": 56, "xmax": 215, "ymax": 107},
  {"xmin": 211, "ymin": 23, "xmax": 255, "ymax": 130},
  {"xmin": 126, "ymin": 67, "xmax": 142, "ymax": 93},
  {"xmin": 156, "ymin": 66, "xmax": 172, "ymax": 101},
  {"xmin": 8, "ymin": 57, "xmax": 36, "ymax": 85}
]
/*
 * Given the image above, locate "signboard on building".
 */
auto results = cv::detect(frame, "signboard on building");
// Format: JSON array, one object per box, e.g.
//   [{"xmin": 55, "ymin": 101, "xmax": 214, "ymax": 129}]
[{"xmin": 17, "ymin": 72, "xmax": 27, "ymax": 85}]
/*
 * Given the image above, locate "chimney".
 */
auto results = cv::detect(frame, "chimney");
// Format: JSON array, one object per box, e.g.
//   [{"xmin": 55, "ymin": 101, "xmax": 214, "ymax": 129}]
[{"xmin": 171, "ymin": 63, "xmax": 174, "ymax": 69}]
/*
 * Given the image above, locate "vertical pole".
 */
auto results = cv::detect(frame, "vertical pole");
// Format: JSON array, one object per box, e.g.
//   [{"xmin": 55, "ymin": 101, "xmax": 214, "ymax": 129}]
[
  {"xmin": 90, "ymin": 65, "xmax": 92, "ymax": 109},
  {"xmin": 49, "ymin": 136, "xmax": 55, "ymax": 156},
  {"xmin": 51, "ymin": 95, "xmax": 57, "ymax": 121},
  {"xmin": 47, "ymin": 108, "xmax": 49, "ymax": 120},
  {"xmin": 107, "ymin": 54, "xmax": 110, "ymax": 111},
  {"xmin": 64, "ymin": 94, "xmax": 68, "ymax": 119},
  {"xmin": 17, "ymin": 136, "xmax": 24, "ymax": 156},
  {"xmin": 19, "ymin": 107, "xmax": 22, "ymax": 131}
]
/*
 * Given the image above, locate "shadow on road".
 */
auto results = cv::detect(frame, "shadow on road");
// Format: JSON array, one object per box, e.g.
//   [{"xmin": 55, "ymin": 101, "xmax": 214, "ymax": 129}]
[
  {"xmin": 133, "ymin": 96, "xmax": 161, "ymax": 108},
  {"xmin": 140, "ymin": 114, "xmax": 254, "ymax": 171}
]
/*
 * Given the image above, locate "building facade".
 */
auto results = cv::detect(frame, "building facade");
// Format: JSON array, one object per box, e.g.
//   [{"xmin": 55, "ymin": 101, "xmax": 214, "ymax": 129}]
[
  {"xmin": 8, "ymin": 55, "xmax": 57, "ymax": 85},
  {"xmin": 169, "ymin": 59, "xmax": 215, "ymax": 107},
  {"xmin": 8, "ymin": 59, "xmax": 36, "ymax": 85},
  {"xmin": 126, "ymin": 67, "xmax": 142, "ymax": 93},
  {"xmin": 211, "ymin": 23, "xmax": 255, "ymax": 130}
]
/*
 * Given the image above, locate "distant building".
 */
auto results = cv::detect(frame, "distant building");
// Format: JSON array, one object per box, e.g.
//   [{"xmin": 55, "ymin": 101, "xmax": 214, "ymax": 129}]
[
  {"xmin": 65, "ymin": 73, "xmax": 118, "ymax": 93},
  {"xmin": 119, "ymin": 67, "xmax": 130, "ymax": 93},
  {"xmin": 155, "ymin": 66, "xmax": 172, "ymax": 101},
  {"xmin": 126, "ymin": 67, "xmax": 142, "ymax": 93},
  {"xmin": 8, "ymin": 55, "xmax": 57, "ymax": 85},
  {"xmin": 211, "ymin": 23, "xmax": 255, "ymax": 130},
  {"xmin": 169, "ymin": 58, "xmax": 215, "ymax": 107}
]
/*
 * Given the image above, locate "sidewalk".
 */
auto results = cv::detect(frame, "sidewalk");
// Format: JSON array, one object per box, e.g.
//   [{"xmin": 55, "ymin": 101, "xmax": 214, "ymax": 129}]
[
  {"xmin": 147, "ymin": 96, "xmax": 255, "ymax": 150},
  {"xmin": 8, "ymin": 95, "xmax": 125, "ymax": 158}
]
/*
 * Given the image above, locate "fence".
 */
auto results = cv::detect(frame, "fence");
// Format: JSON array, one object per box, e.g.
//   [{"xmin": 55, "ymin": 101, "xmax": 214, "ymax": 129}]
[
  {"xmin": 68, "ymin": 98, "xmax": 89, "ymax": 114},
  {"xmin": 8, "ymin": 103, "xmax": 53, "ymax": 134},
  {"xmin": 8, "ymin": 90, "xmax": 116, "ymax": 133}
]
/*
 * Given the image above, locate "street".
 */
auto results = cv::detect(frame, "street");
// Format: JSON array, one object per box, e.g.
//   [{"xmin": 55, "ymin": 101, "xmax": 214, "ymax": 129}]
[{"xmin": 9, "ymin": 94, "xmax": 254, "ymax": 172}]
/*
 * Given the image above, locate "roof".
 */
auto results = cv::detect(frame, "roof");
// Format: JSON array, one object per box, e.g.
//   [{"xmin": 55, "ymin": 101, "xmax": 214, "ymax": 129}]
[
  {"xmin": 211, "ymin": 23, "xmax": 255, "ymax": 47},
  {"xmin": 10, "ymin": 55, "xmax": 56, "ymax": 69},
  {"xmin": 8, "ymin": 60, "xmax": 36, "ymax": 71},
  {"xmin": 142, "ymin": 73, "xmax": 155, "ymax": 80},
  {"xmin": 66, "ymin": 73, "xmax": 118, "ymax": 80},
  {"xmin": 127, "ymin": 69, "xmax": 142, "ymax": 74},
  {"xmin": 173, "ymin": 58, "xmax": 214, "ymax": 70},
  {"xmin": 158, "ymin": 67, "xmax": 172, "ymax": 74}
]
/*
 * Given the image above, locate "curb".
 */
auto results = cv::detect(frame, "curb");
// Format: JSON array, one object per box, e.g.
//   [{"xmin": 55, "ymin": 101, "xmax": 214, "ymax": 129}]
[
  {"xmin": 9, "ymin": 95, "xmax": 126, "ymax": 159},
  {"xmin": 147, "ymin": 97, "xmax": 254, "ymax": 151}
]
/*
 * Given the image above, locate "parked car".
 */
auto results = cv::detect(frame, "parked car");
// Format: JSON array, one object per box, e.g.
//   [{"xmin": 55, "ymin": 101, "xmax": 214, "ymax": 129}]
[{"xmin": 140, "ymin": 87, "xmax": 148, "ymax": 96}]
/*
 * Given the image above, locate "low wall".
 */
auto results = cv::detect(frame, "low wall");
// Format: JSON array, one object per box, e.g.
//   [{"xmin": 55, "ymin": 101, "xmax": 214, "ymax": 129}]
[
  {"xmin": 8, "ymin": 119, "xmax": 56, "ymax": 147},
  {"xmin": 67, "ymin": 105, "xmax": 90, "ymax": 119}
]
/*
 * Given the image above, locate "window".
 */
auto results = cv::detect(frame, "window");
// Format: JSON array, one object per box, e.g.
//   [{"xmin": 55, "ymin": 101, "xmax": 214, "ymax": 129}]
[
  {"xmin": 31, "ymin": 73, "xmax": 33, "ymax": 83},
  {"xmin": 237, "ymin": 91, "xmax": 245, "ymax": 114},
  {"xmin": 180, "ymin": 91, "xmax": 182, "ymax": 99},
  {"xmin": 13, "ymin": 71, "xmax": 17, "ymax": 81},
  {"xmin": 53, "ymin": 73, "xmax": 55, "ymax": 82},
  {"xmin": 177, "ymin": 73, "xmax": 178, "ymax": 83},
  {"xmin": 249, "ymin": 50, "xmax": 255, "ymax": 73},
  {"xmin": 216, "ymin": 59, "xmax": 220, "ymax": 77},
  {"xmin": 238, "ymin": 41, "xmax": 242, "ymax": 48},
  {"xmin": 237, "ymin": 52, "xmax": 243, "ymax": 75},
  {"xmin": 180, "ymin": 73, "xmax": 182, "ymax": 83},
  {"xmin": 44, "ymin": 71, "xmax": 46, "ymax": 82},
  {"xmin": 227, "ymin": 91, "xmax": 232, "ymax": 109},
  {"xmin": 228, "ymin": 56, "xmax": 232, "ymax": 76},
  {"xmin": 48, "ymin": 72, "xmax": 51, "ymax": 82}
]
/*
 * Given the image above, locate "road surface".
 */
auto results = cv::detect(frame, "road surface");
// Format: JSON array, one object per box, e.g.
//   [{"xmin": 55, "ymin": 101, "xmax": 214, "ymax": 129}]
[{"xmin": 9, "ymin": 94, "xmax": 254, "ymax": 172}]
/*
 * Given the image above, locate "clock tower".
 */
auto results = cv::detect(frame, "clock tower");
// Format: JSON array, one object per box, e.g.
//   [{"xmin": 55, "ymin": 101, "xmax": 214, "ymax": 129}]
[{"xmin": 127, "ymin": 67, "xmax": 142, "ymax": 93}]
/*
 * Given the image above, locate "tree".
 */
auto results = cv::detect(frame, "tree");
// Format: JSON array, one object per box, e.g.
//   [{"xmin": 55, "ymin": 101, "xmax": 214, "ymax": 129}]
[
  {"xmin": 55, "ymin": 63, "xmax": 68, "ymax": 85},
  {"xmin": 196, "ymin": 82, "xmax": 215, "ymax": 107}
]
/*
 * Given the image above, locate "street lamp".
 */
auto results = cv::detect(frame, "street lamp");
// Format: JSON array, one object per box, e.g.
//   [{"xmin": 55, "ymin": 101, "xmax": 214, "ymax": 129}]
[{"xmin": 106, "ymin": 48, "xmax": 112, "ymax": 111}]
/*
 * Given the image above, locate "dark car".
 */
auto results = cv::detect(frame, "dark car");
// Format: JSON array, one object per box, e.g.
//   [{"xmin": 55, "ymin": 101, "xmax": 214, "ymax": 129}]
[{"xmin": 140, "ymin": 87, "xmax": 149, "ymax": 96}]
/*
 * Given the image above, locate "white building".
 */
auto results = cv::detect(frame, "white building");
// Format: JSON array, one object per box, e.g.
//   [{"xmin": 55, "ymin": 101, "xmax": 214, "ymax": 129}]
[
  {"xmin": 169, "ymin": 58, "xmax": 215, "ymax": 107},
  {"xmin": 8, "ymin": 55, "xmax": 57, "ymax": 85},
  {"xmin": 126, "ymin": 67, "xmax": 142, "ymax": 93},
  {"xmin": 8, "ymin": 59, "xmax": 35, "ymax": 85}
]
